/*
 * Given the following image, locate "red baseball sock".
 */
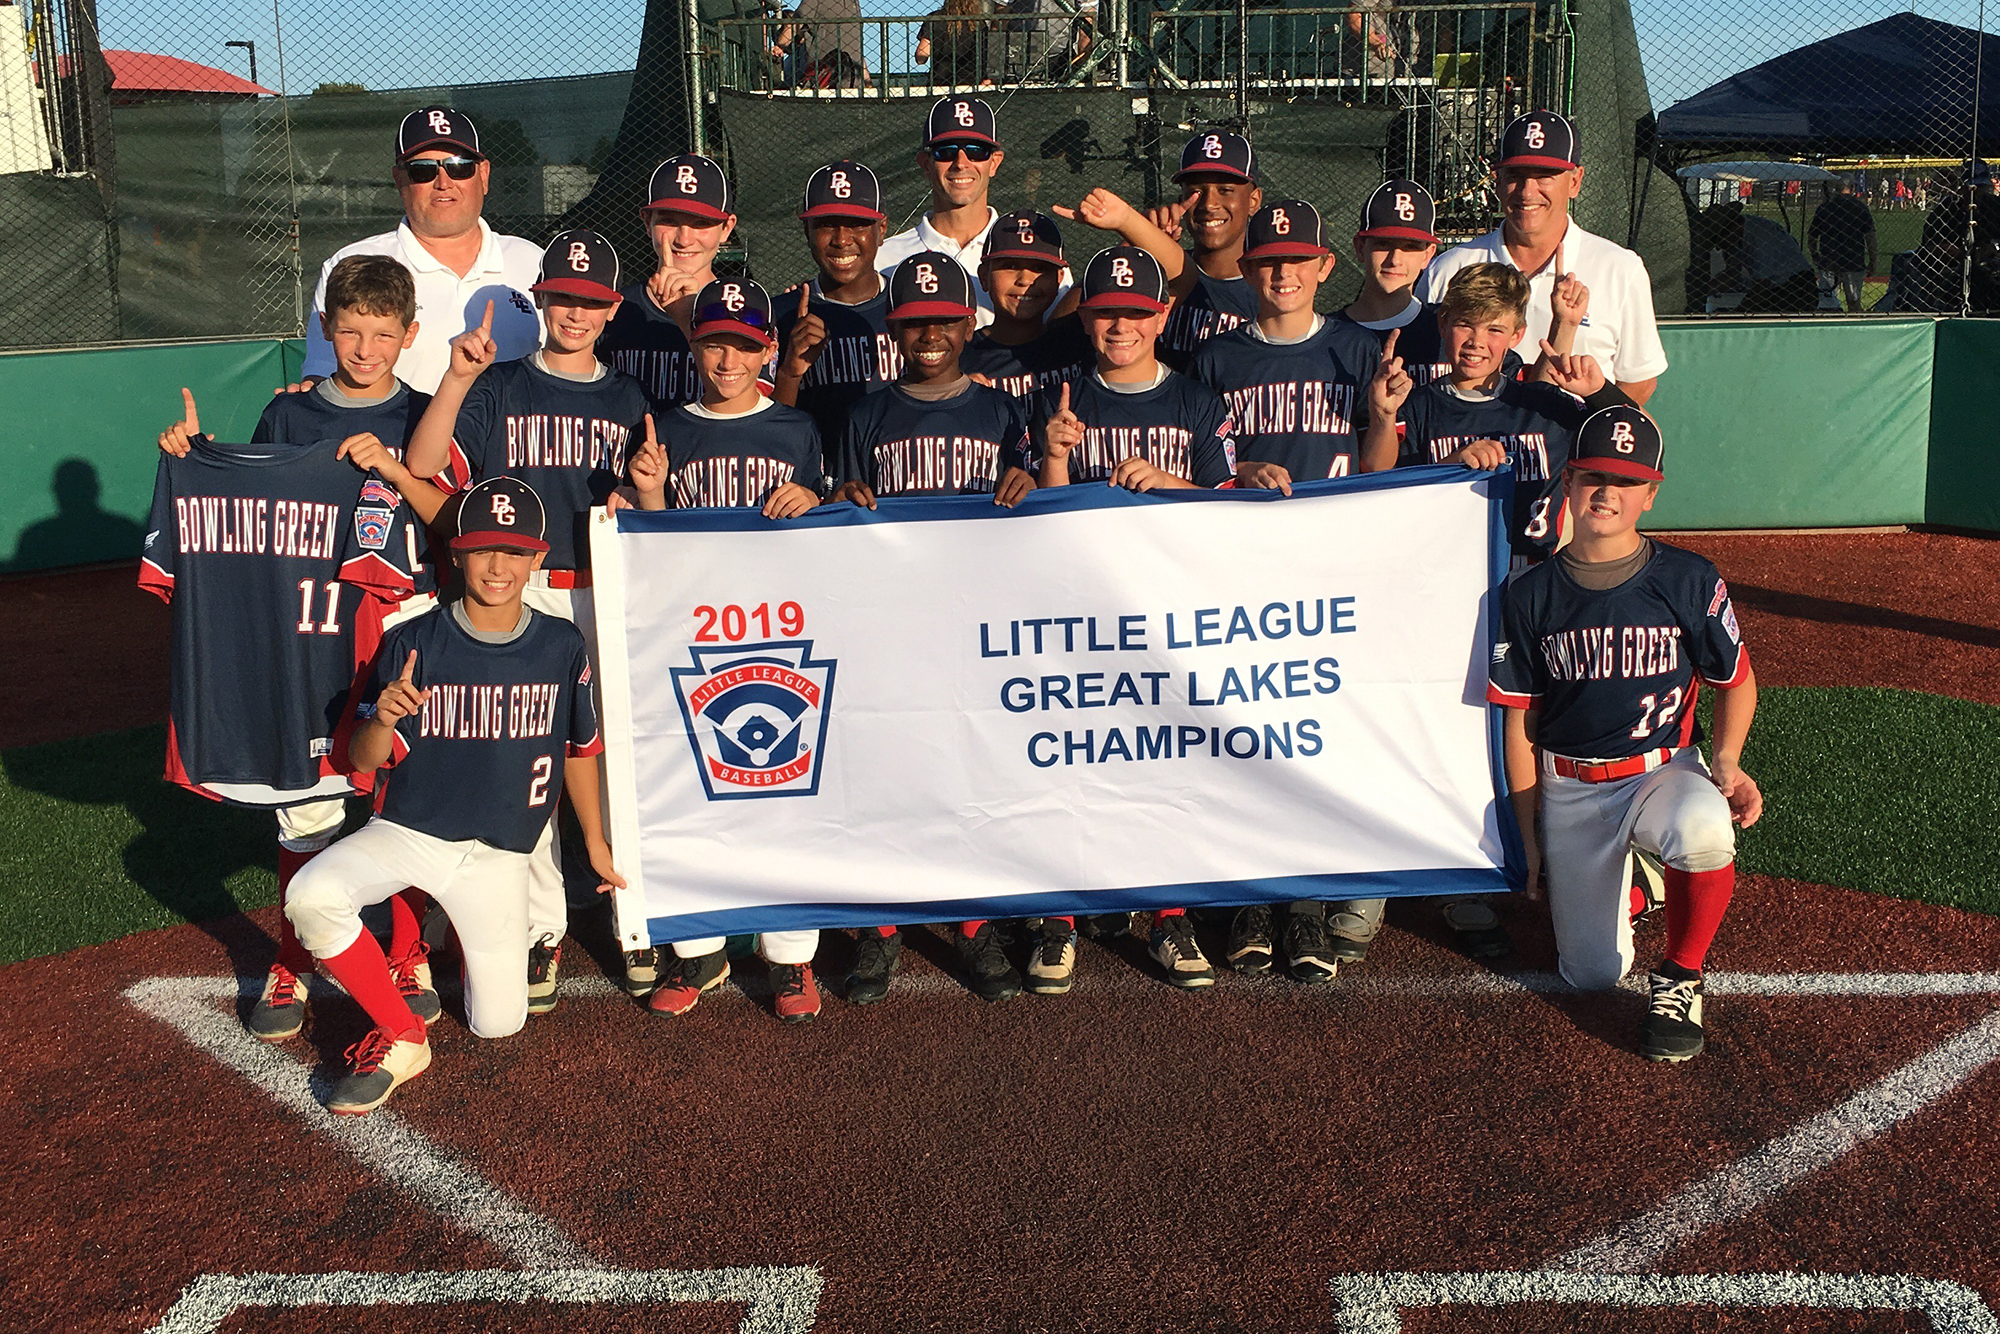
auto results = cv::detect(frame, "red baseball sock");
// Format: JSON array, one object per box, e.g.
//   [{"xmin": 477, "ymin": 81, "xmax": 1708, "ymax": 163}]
[
  {"xmin": 959, "ymin": 920, "xmax": 986, "ymax": 937},
  {"xmin": 1048, "ymin": 916, "xmax": 1074, "ymax": 929},
  {"xmin": 871, "ymin": 925, "xmax": 899, "ymax": 939},
  {"xmin": 274, "ymin": 847, "xmax": 320, "ymax": 975},
  {"xmin": 387, "ymin": 889, "xmax": 428, "ymax": 963},
  {"xmin": 1155, "ymin": 907, "xmax": 1186, "ymax": 918},
  {"xmin": 1663, "ymin": 864, "xmax": 1735, "ymax": 974},
  {"xmin": 318, "ymin": 930, "xmax": 425, "ymax": 1043}
]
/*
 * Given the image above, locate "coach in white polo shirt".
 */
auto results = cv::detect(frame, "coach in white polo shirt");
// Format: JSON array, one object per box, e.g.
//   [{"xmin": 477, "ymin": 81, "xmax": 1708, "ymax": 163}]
[
  {"xmin": 300, "ymin": 107, "xmax": 544, "ymax": 394},
  {"xmin": 1417, "ymin": 111, "xmax": 1667, "ymax": 404},
  {"xmin": 875, "ymin": 96, "xmax": 1013, "ymax": 328}
]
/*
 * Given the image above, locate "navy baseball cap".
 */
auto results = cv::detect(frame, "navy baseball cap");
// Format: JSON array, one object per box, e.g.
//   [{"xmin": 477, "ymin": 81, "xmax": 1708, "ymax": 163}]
[
  {"xmin": 644, "ymin": 154, "xmax": 733, "ymax": 220},
  {"xmin": 984, "ymin": 210, "xmax": 1064, "ymax": 266},
  {"xmin": 1498, "ymin": 111, "xmax": 1581, "ymax": 173},
  {"xmin": 452, "ymin": 477, "xmax": 549, "ymax": 553},
  {"xmin": 1243, "ymin": 199, "xmax": 1330, "ymax": 260},
  {"xmin": 1079, "ymin": 245, "xmax": 1169, "ymax": 313},
  {"xmin": 800, "ymin": 160, "xmax": 886, "ymax": 222},
  {"xmin": 887, "ymin": 251, "xmax": 975, "ymax": 321},
  {"xmin": 397, "ymin": 106, "xmax": 481, "ymax": 161},
  {"xmin": 1569, "ymin": 405, "xmax": 1663, "ymax": 482},
  {"xmin": 532, "ymin": 229, "xmax": 621, "ymax": 302},
  {"xmin": 691, "ymin": 277, "xmax": 777, "ymax": 348},
  {"xmin": 1356, "ymin": 179, "xmax": 1438, "ymax": 246},
  {"xmin": 924, "ymin": 95, "xmax": 999, "ymax": 149},
  {"xmin": 1174, "ymin": 131, "xmax": 1256, "ymax": 184}
]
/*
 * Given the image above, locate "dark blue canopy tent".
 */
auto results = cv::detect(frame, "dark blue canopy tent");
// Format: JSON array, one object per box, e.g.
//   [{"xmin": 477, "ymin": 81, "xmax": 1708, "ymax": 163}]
[{"xmin": 1655, "ymin": 13, "xmax": 2000, "ymax": 156}]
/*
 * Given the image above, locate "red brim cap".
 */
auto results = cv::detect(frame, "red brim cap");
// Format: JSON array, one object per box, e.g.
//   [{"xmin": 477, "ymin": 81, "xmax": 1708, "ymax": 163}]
[
  {"xmin": 1078, "ymin": 292, "xmax": 1168, "ymax": 314},
  {"xmin": 888, "ymin": 299, "xmax": 976, "ymax": 321},
  {"xmin": 799, "ymin": 203, "xmax": 886, "ymax": 222},
  {"xmin": 399, "ymin": 137, "xmax": 482, "ymax": 161},
  {"xmin": 1242, "ymin": 240, "xmax": 1330, "ymax": 260},
  {"xmin": 640, "ymin": 198, "xmax": 731, "ymax": 221},
  {"xmin": 1567, "ymin": 457, "xmax": 1663, "ymax": 482},
  {"xmin": 1498, "ymin": 154, "xmax": 1581, "ymax": 172},
  {"xmin": 691, "ymin": 318, "xmax": 776, "ymax": 348},
  {"xmin": 531, "ymin": 277, "xmax": 621, "ymax": 302},
  {"xmin": 1173, "ymin": 164, "xmax": 1254, "ymax": 183},
  {"xmin": 450, "ymin": 532, "xmax": 551, "ymax": 553},
  {"xmin": 1355, "ymin": 225, "xmax": 1439, "ymax": 246}
]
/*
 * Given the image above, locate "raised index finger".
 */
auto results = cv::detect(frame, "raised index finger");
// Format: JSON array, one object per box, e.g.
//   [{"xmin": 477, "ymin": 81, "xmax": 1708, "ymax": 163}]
[
  {"xmin": 398, "ymin": 649, "xmax": 418, "ymax": 683},
  {"xmin": 797, "ymin": 283, "xmax": 811, "ymax": 318},
  {"xmin": 479, "ymin": 299, "xmax": 495, "ymax": 334},
  {"xmin": 1058, "ymin": 382, "xmax": 1071, "ymax": 414},
  {"xmin": 1381, "ymin": 328, "xmax": 1400, "ymax": 359},
  {"xmin": 181, "ymin": 387, "xmax": 200, "ymax": 431}
]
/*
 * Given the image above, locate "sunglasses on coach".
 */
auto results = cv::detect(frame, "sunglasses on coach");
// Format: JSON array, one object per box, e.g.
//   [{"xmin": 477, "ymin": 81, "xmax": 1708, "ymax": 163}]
[
  {"xmin": 927, "ymin": 142, "xmax": 996, "ymax": 163},
  {"xmin": 400, "ymin": 156, "xmax": 481, "ymax": 183}
]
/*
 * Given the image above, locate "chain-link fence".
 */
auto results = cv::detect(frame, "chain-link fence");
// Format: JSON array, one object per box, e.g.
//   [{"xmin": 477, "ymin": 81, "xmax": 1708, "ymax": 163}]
[{"xmin": 0, "ymin": 0, "xmax": 1989, "ymax": 350}]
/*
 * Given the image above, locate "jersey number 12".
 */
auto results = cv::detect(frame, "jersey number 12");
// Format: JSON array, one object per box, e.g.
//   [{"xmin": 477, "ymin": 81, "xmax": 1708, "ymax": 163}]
[{"xmin": 1629, "ymin": 686, "xmax": 1684, "ymax": 740}]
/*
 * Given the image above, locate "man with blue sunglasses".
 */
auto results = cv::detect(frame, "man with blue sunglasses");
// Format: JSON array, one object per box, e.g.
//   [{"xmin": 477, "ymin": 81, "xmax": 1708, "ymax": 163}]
[{"xmin": 875, "ymin": 96, "xmax": 1021, "ymax": 329}]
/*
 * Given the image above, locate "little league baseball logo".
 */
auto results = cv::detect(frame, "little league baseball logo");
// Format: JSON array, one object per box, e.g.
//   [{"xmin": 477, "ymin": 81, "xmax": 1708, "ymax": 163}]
[{"xmin": 670, "ymin": 641, "xmax": 836, "ymax": 800}]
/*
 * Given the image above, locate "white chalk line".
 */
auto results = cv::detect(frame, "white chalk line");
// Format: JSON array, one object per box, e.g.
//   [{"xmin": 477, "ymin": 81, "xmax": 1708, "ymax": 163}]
[
  {"xmin": 1327, "ymin": 1271, "xmax": 2000, "ymax": 1334},
  {"xmin": 124, "ymin": 977, "xmax": 824, "ymax": 1334}
]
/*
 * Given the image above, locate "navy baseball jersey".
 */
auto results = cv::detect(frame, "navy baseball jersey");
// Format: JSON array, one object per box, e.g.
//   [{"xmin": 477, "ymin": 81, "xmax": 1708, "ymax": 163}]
[
  {"xmin": 445, "ymin": 358, "xmax": 648, "ymax": 572},
  {"xmin": 837, "ymin": 381, "xmax": 1031, "ymax": 496},
  {"xmin": 253, "ymin": 382, "xmax": 433, "ymax": 458},
  {"xmin": 1188, "ymin": 319, "xmax": 1381, "ymax": 480},
  {"xmin": 772, "ymin": 281, "xmax": 900, "ymax": 452},
  {"xmin": 1157, "ymin": 268, "xmax": 1259, "ymax": 370},
  {"xmin": 1337, "ymin": 303, "xmax": 1453, "ymax": 386},
  {"xmin": 1397, "ymin": 378, "xmax": 1598, "ymax": 559},
  {"xmin": 361, "ymin": 608, "xmax": 602, "ymax": 853},
  {"xmin": 1034, "ymin": 370, "xmax": 1238, "ymax": 487},
  {"xmin": 601, "ymin": 285, "xmax": 776, "ymax": 415},
  {"xmin": 962, "ymin": 315, "xmax": 1093, "ymax": 403},
  {"xmin": 1487, "ymin": 541, "xmax": 1752, "ymax": 760},
  {"xmin": 664, "ymin": 401, "xmax": 824, "ymax": 507},
  {"xmin": 140, "ymin": 436, "xmax": 423, "ymax": 805}
]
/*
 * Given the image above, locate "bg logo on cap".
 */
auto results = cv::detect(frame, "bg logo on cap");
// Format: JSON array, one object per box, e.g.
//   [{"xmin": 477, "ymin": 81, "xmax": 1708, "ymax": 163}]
[
  {"xmin": 427, "ymin": 109, "xmax": 451, "ymax": 135},
  {"xmin": 567, "ymin": 241, "xmax": 590, "ymax": 271}
]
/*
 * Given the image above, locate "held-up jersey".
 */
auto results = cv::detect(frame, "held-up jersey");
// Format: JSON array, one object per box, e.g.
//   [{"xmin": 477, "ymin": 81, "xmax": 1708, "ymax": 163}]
[
  {"xmin": 140, "ymin": 436, "xmax": 422, "ymax": 805},
  {"xmin": 253, "ymin": 383, "xmax": 433, "ymax": 459},
  {"xmin": 962, "ymin": 315, "xmax": 1093, "ymax": 403},
  {"xmin": 600, "ymin": 284, "xmax": 776, "ymax": 415},
  {"xmin": 360, "ymin": 608, "xmax": 602, "ymax": 854},
  {"xmin": 1188, "ymin": 318, "xmax": 1381, "ymax": 481},
  {"xmin": 772, "ymin": 282, "xmax": 900, "ymax": 455},
  {"xmin": 1157, "ymin": 268, "xmax": 1259, "ymax": 371},
  {"xmin": 1033, "ymin": 370, "xmax": 1238, "ymax": 487},
  {"xmin": 664, "ymin": 401, "xmax": 824, "ymax": 507},
  {"xmin": 444, "ymin": 358, "xmax": 648, "ymax": 572},
  {"xmin": 837, "ymin": 381, "xmax": 1032, "ymax": 496},
  {"xmin": 1487, "ymin": 541, "xmax": 1752, "ymax": 761},
  {"xmin": 1397, "ymin": 378, "xmax": 1596, "ymax": 560}
]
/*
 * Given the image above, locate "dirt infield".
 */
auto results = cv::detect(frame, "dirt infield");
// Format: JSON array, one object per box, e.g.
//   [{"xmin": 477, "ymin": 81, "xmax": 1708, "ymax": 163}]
[{"xmin": 7, "ymin": 876, "xmax": 1998, "ymax": 1332}]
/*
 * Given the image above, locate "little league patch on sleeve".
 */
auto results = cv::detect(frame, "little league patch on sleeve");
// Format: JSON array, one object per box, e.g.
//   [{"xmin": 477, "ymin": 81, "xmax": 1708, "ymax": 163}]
[
  {"xmin": 359, "ymin": 479, "xmax": 400, "ymax": 508},
  {"xmin": 354, "ymin": 506, "xmax": 395, "ymax": 550},
  {"xmin": 670, "ymin": 641, "xmax": 837, "ymax": 800}
]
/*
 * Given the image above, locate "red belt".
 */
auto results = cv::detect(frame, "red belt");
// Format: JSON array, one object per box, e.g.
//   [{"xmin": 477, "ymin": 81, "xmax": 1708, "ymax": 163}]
[
  {"xmin": 543, "ymin": 570, "xmax": 593, "ymax": 589},
  {"xmin": 1550, "ymin": 747, "xmax": 1673, "ymax": 784}
]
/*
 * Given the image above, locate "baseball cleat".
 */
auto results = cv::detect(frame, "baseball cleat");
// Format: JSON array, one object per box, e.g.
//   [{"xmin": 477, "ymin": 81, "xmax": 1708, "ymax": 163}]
[
  {"xmin": 1328, "ymin": 897, "xmax": 1386, "ymax": 963},
  {"xmin": 845, "ymin": 929, "xmax": 902, "ymax": 1004},
  {"xmin": 649, "ymin": 949, "xmax": 730, "ymax": 1016},
  {"xmin": 1026, "ymin": 920, "xmax": 1078, "ymax": 995},
  {"xmin": 1078, "ymin": 912, "xmax": 1132, "ymax": 941},
  {"xmin": 1226, "ymin": 904, "xmax": 1275, "ymax": 974},
  {"xmin": 1148, "ymin": 914, "xmax": 1216, "ymax": 988},
  {"xmin": 527, "ymin": 935, "xmax": 562, "ymax": 1015},
  {"xmin": 1441, "ymin": 897, "xmax": 1512, "ymax": 960},
  {"xmin": 328, "ymin": 1028, "xmax": 431, "ymax": 1116},
  {"xmin": 957, "ymin": 922, "xmax": 1023, "ymax": 1001},
  {"xmin": 621, "ymin": 946, "xmax": 660, "ymax": 998},
  {"xmin": 247, "ymin": 964, "xmax": 309, "ymax": 1042},
  {"xmin": 770, "ymin": 962, "xmax": 822, "ymax": 1023},
  {"xmin": 1640, "ymin": 971, "xmax": 1706, "ymax": 1062},
  {"xmin": 1284, "ymin": 910, "xmax": 1339, "ymax": 983},
  {"xmin": 389, "ymin": 943, "xmax": 441, "ymax": 1026}
]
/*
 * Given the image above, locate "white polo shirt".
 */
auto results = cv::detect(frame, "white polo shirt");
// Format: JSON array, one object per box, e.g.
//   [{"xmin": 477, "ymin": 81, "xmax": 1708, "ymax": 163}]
[
  {"xmin": 1416, "ymin": 218, "xmax": 1669, "ymax": 385},
  {"xmin": 303, "ymin": 218, "xmax": 545, "ymax": 394}
]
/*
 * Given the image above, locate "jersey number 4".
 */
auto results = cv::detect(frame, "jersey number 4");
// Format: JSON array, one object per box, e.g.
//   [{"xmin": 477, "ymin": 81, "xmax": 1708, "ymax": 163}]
[
  {"xmin": 295, "ymin": 580, "xmax": 342, "ymax": 635},
  {"xmin": 1629, "ymin": 686, "xmax": 1684, "ymax": 740}
]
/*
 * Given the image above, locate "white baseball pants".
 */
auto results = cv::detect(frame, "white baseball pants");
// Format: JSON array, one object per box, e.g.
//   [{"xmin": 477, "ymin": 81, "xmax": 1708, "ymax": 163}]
[
  {"xmin": 523, "ymin": 576, "xmax": 598, "ymax": 946},
  {"xmin": 669, "ymin": 931, "xmax": 820, "ymax": 965}
]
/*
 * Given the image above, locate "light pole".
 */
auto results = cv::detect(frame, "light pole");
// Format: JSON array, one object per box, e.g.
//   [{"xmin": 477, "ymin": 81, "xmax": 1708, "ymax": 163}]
[{"xmin": 225, "ymin": 40, "xmax": 258, "ymax": 89}]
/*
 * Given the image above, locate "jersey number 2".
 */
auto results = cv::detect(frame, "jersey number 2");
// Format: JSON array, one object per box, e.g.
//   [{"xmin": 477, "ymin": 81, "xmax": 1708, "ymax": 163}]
[
  {"xmin": 295, "ymin": 580, "xmax": 342, "ymax": 635},
  {"xmin": 528, "ymin": 755, "xmax": 553, "ymax": 807},
  {"xmin": 1629, "ymin": 686, "xmax": 1684, "ymax": 740}
]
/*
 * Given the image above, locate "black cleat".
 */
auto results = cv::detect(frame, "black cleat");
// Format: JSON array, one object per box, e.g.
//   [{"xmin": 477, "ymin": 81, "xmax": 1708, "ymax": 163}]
[
  {"xmin": 845, "ymin": 929, "xmax": 902, "ymax": 1005},
  {"xmin": 1285, "ymin": 910, "xmax": 1338, "ymax": 984},
  {"xmin": 1227, "ymin": 905, "xmax": 1275, "ymax": 975},
  {"xmin": 956, "ymin": 922, "xmax": 1023, "ymax": 1001},
  {"xmin": 1640, "ymin": 971, "xmax": 1706, "ymax": 1062}
]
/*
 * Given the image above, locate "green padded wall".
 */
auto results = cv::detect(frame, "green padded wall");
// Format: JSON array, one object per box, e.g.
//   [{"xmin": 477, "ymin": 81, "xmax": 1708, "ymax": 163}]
[
  {"xmin": 0, "ymin": 339, "xmax": 300, "ymax": 573},
  {"xmin": 1643, "ymin": 318, "xmax": 1936, "ymax": 531},
  {"xmin": 1924, "ymin": 319, "xmax": 2000, "ymax": 534}
]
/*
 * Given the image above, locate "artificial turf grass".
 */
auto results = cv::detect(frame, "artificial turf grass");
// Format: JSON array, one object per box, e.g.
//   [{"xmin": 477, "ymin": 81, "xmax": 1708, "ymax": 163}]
[{"xmin": 0, "ymin": 687, "xmax": 1994, "ymax": 963}]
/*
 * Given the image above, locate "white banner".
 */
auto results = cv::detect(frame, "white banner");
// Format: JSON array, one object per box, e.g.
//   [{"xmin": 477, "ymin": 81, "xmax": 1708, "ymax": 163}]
[{"xmin": 592, "ymin": 471, "xmax": 1520, "ymax": 947}]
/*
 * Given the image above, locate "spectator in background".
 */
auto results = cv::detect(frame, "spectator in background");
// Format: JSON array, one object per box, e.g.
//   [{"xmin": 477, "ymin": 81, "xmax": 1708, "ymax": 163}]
[
  {"xmin": 1003, "ymin": 0, "xmax": 1092, "ymax": 83},
  {"xmin": 779, "ymin": 0, "xmax": 872, "ymax": 89},
  {"xmin": 916, "ymin": 0, "xmax": 999, "ymax": 87},
  {"xmin": 1808, "ymin": 180, "xmax": 1877, "ymax": 312}
]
